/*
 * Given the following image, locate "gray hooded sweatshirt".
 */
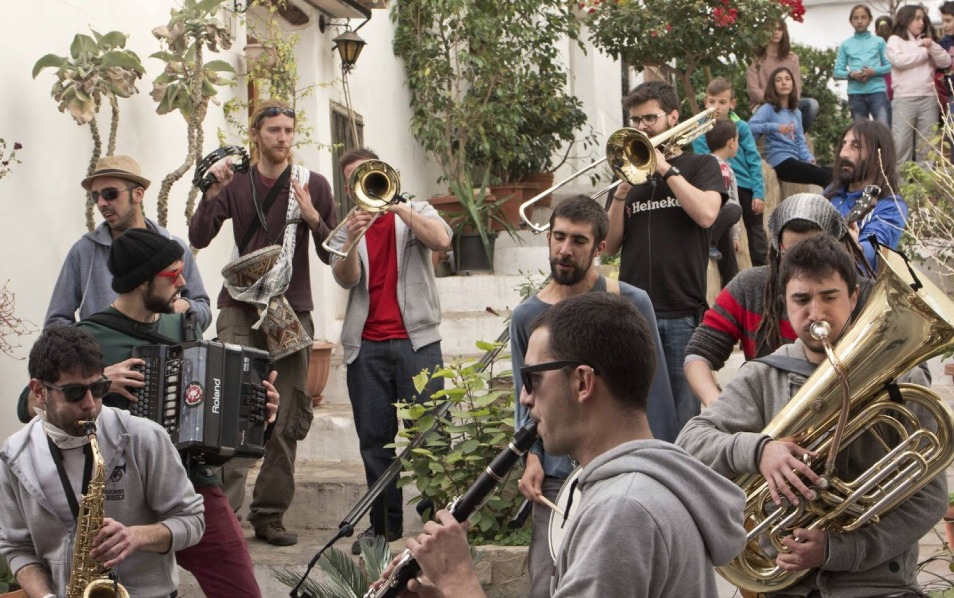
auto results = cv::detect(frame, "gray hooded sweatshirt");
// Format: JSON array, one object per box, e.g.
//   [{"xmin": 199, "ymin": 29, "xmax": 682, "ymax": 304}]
[
  {"xmin": 551, "ymin": 439, "xmax": 747, "ymax": 597},
  {"xmin": 43, "ymin": 218, "xmax": 212, "ymax": 331}
]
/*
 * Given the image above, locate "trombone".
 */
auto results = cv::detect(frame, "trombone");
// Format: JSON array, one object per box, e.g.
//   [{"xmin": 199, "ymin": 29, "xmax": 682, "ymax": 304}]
[
  {"xmin": 322, "ymin": 159, "xmax": 405, "ymax": 259},
  {"xmin": 519, "ymin": 107, "xmax": 717, "ymax": 233}
]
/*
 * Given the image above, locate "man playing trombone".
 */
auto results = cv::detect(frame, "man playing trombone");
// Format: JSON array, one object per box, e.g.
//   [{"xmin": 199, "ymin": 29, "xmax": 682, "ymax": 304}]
[
  {"xmin": 605, "ymin": 80, "xmax": 727, "ymax": 432},
  {"xmin": 328, "ymin": 148, "xmax": 452, "ymax": 553}
]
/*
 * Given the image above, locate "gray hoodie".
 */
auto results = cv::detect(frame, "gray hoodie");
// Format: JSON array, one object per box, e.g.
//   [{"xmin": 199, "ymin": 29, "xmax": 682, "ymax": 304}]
[
  {"xmin": 551, "ymin": 439, "xmax": 747, "ymax": 597},
  {"xmin": 43, "ymin": 218, "xmax": 212, "ymax": 331},
  {"xmin": 0, "ymin": 407, "xmax": 204, "ymax": 597}
]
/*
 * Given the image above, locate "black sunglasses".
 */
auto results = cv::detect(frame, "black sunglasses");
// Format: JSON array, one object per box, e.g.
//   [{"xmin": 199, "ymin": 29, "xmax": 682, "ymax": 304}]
[
  {"xmin": 43, "ymin": 378, "xmax": 112, "ymax": 403},
  {"xmin": 520, "ymin": 360, "xmax": 597, "ymax": 394},
  {"xmin": 254, "ymin": 106, "xmax": 296, "ymax": 127},
  {"xmin": 91, "ymin": 186, "xmax": 138, "ymax": 202}
]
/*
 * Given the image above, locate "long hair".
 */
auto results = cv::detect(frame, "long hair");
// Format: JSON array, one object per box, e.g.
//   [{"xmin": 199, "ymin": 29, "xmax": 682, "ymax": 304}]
[
  {"xmin": 756, "ymin": 20, "xmax": 791, "ymax": 59},
  {"xmin": 824, "ymin": 120, "xmax": 900, "ymax": 200},
  {"xmin": 892, "ymin": 5, "xmax": 924, "ymax": 40},
  {"xmin": 764, "ymin": 67, "xmax": 800, "ymax": 111}
]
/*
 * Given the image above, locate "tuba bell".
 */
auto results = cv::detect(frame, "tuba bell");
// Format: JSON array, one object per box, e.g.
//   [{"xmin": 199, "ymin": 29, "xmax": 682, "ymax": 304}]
[
  {"xmin": 322, "ymin": 159, "xmax": 404, "ymax": 258},
  {"xmin": 720, "ymin": 246, "xmax": 954, "ymax": 593}
]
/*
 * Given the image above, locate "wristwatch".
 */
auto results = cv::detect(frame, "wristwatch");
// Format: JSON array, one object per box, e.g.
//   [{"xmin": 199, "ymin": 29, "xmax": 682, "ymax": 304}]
[{"xmin": 662, "ymin": 165, "xmax": 681, "ymax": 181}]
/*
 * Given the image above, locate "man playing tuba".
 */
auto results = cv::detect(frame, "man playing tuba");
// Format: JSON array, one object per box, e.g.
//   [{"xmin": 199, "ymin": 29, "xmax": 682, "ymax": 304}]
[{"xmin": 677, "ymin": 235, "xmax": 948, "ymax": 597}]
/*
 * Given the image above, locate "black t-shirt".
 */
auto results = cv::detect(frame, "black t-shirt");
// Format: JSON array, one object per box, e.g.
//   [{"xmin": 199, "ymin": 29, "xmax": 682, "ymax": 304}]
[{"xmin": 618, "ymin": 153, "xmax": 727, "ymax": 317}]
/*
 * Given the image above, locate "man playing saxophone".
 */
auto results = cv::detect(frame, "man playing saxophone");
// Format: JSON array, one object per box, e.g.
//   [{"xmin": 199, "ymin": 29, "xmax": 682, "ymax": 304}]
[
  {"xmin": 677, "ymin": 235, "xmax": 948, "ymax": 597},
  {"xmin": 0, "ymin": 327, "xmax": 204, "ymax": 598}
]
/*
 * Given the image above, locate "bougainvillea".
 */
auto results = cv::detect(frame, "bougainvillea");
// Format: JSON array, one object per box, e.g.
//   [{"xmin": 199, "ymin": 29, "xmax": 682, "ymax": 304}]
[{"xmin": 584, "ymin": 0, "xmax": 800, "ymax": 111}]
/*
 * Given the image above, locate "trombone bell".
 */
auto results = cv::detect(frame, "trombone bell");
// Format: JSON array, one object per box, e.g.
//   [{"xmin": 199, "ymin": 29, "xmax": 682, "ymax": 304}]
[
  {"xmin": 322, "ymin": 159, "xmax": 403, "ymax": 259},
  {"xmin": 518, "ymin": 108, "xmax": 717, "ymax": 232}
]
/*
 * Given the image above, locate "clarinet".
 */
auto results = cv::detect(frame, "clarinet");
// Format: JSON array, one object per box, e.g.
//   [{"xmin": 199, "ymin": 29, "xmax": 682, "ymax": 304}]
[{"xmin": 365, "ymin": 422, "xmax": 538, "ymax": 598}]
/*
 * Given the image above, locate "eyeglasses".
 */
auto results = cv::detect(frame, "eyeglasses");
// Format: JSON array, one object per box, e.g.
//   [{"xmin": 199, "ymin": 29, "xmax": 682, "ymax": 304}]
[
  {"xmin": 520, "ymin": 360, "xmax": 598, "ymax": 394},
  {"xmin": 43, "ymin": 378, "xmax": 112, "ymax": 403},
  {"xmin": 253, "ymin": 106, "xmax": 296, "ymax": 128},
  {"xmin": 154, "ymin": 264, "xmax": 184, "ymax": 282},
  {"xmin": 628, "ymin": 112, "xmax": 668, "ymax": 127},
  {"xmin": 91, "ymin": 186, "xmax": 137, "ymax": 202}
]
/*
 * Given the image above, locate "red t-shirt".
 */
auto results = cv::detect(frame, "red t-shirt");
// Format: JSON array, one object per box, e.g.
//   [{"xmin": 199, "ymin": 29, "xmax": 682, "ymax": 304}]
[{"xmin": 362, "ymin": 213, "xmax": 408, "ymax": 340}]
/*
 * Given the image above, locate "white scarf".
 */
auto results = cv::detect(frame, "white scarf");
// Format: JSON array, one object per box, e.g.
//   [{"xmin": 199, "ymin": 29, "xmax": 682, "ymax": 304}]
[{"xmin": 34, "ymin": 407, "xmax": 93, "ymax": 450}]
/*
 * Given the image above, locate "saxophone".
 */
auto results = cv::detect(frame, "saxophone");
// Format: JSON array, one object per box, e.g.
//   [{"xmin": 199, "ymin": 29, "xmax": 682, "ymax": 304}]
[{"xmin": 66, "ymin": 421, "xmax": 130, "ymax": 598}]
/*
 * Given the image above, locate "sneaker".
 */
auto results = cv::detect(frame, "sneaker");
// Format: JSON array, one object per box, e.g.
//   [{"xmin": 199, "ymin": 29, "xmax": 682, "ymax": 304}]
[
  {"xmin": 254, "ymin": 522, "xmax": 298, "ymax": 546},
  {"xmin": 708, "ymin": 246, "xmax": 723, "ymax": 262},
  {"xmin": 351, "ymin": 525, "xmax": 403, "ymax": 555}
]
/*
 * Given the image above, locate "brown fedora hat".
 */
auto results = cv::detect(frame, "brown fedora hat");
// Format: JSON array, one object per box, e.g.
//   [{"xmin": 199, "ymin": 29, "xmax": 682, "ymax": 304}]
[{"xmin": 80, "ymin": 155, "xmax": 151, "ymax": 191}]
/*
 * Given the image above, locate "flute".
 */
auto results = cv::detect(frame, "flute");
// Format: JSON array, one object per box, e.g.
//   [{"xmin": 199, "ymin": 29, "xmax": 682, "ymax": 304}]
[{"xmin": 365, "ymin": 422, "xmax": 538, "ymax": 598}]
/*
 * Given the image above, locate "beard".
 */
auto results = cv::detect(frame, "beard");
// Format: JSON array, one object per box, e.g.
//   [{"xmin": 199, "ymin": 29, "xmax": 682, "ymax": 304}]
[
  {"xmin": 835, "ymin": 158, "xmax": 859, "ymax": 187},
  {"xmin": 143, "ymin": 282, "xmax": 177, "ymax": 315},
  {"xmin": 550, "ymin": 256, "xmax": 588, "ymax": 286},
  {"xmin": 260, "ymin": 144, "xmax": 290, "ymax": 165}
]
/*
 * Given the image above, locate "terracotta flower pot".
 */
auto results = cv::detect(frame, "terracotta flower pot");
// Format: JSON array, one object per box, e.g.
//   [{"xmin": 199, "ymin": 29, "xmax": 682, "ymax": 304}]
[{"xmin": 307, "ymin": 341, "xmax": 335, "ymax": 407}]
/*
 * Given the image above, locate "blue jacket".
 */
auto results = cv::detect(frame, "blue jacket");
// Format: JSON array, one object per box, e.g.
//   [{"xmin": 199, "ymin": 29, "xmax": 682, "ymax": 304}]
[
  {"xmin": 749, "ymin": 104, "xmax": 813, "ymax": 167},
  {"xmin": 691, "ymin": 113, "xmax": 766, "ymax": 199},
  {"xmin": 834, "ymin": 31, "xmax": 891, "ymax": 95},
  {"xmin": 826, "ymin": 187, "xmax": 907, "ymax": 268}
]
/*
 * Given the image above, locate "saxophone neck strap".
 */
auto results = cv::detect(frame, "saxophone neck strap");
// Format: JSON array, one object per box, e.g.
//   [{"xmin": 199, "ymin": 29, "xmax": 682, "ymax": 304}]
[{"xmin": 46, "ymin": 436, "xmax": 92, "ymax": 521}]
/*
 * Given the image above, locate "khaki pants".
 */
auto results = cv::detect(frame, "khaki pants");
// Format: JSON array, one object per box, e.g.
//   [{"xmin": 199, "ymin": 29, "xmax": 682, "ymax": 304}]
[{"xmin": 217, "ymin": 307, "xmax": 313, "ymax": 530}]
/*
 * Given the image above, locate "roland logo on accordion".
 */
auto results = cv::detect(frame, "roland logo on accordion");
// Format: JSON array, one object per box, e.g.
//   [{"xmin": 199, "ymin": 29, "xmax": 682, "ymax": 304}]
[{"xmin": 130, "ymin": 340, "xmax": 271, "ymax": 465}]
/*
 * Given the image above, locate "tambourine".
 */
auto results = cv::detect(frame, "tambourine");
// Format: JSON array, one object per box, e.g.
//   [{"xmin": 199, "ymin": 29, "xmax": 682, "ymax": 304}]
[{"xmin": 192, "ymin": 146, "xmax": 250, "ymax": 192}]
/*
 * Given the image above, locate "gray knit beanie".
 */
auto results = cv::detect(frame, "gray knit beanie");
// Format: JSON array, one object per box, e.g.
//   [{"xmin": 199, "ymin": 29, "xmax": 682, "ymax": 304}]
[
  {"xmin": 767, "ymin": 193, "xmax": 847, "ymax": 251},
  {"xmin": 108, "ymin": 228, "xmax": 185, "ymax": 293}
]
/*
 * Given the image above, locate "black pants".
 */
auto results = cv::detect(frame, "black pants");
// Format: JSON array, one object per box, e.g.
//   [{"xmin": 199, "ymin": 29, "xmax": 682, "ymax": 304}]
[
  {"xmin": 774, "ymin": 158, "xmax": 833, "ymax": 189},
  {"xmin": 738, "ymin": 187, "xmax": 768, "ymax": 266},
  {"xmin": 710, "ymin": 202, "xmax": 742, "ymax": 286}
]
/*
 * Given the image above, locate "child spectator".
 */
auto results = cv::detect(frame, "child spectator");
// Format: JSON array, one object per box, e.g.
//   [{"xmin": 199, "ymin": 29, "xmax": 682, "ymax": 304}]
[
  {"xmin": 886, "ymin": 4, "xmax": 951, "ymax": 168},
  {"xmin": 875, "ymin": 16, "xmax": 895, "ymax": 100},
  {"xmin": 834, "ymin": 4, "xmax": 892, "ymax": 126},
  {"xmin": 747, "ymin": 20, "xmax": 820, "ymax": 132},
  {"xmin": 703, "ymin": 120, "xmax": 743, "ymax": 286},
  {"xmin": 749, "ymin": 66, "xmax": 834, "ymax": 188},
  {"xmin": 692, "ymin": 77, "xmax": 769, "ymax": 267},
  {"xmin": 938, "ymin": 1, "xmax": 954, "ymax": 160}
]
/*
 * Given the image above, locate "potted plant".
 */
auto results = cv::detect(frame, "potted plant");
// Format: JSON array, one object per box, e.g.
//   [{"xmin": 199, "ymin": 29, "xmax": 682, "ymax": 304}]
[
  {"xmin": 392, "ymin": 0, "xmax": 582, "ymax": 230},
  {"xmin": 306, "ymin": 340, "xmax": 336, "ymax": 407},
  {"xmin": 439, "ymin": 174, "xmax": 519, "ymax": 274}
]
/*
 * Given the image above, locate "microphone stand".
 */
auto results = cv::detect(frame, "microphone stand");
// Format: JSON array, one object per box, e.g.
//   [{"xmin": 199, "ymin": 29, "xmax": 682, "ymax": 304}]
[{"xmin": 289, "ymin": 319, "xmax": 511, "ymax": 597}]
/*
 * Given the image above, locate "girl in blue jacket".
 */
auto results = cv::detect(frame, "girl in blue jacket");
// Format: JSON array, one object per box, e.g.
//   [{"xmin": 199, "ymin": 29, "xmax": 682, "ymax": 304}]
[
  {"xmin": 749, "ymin": 67, "xmax": 833, "ymax": 188},
  {"xmin": 834, "ymin": 4, "xmax": 892, "ymax": 126}
]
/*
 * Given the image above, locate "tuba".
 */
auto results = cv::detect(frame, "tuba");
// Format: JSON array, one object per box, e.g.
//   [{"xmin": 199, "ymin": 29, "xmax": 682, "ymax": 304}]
[
  {"xmin": 721, "ymin": 247, "xmax": 954, "ymax": 593},
  {"xmin": 518, "ymin": 108, "xmax": 717, "ymax": 232},
  {"xmin": 67, "ymin": 421, "xmax": 130, "ymax": 598}
]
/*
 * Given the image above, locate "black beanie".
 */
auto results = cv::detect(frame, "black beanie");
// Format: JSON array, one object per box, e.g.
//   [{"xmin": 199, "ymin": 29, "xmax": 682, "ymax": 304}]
[{"xmin": 109, "ymin": 229, "xmax": 185, "ymax": 293}]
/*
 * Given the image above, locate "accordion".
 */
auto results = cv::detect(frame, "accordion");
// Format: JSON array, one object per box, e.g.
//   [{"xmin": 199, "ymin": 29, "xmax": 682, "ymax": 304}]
[{"xmin": 130, "ymin": 340, "xmax": 271, "ymax": 465}]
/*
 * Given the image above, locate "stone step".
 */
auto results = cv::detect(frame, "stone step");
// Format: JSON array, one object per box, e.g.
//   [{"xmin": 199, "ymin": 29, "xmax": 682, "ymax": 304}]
[{"xmin": 237, "ymin": 458, "xmax": 425, "ymax": 536}]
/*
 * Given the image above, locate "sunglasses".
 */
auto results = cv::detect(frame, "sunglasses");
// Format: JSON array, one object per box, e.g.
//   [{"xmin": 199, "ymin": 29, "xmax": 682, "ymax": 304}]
[
  {"xmin": 520, "ymin": 360, "xmax": 597, "ymax": 394},
  {"xmin": 628, "ymin": 112, "xmax": 667, "ymax": 127},
  {"xmin": 155, "ymin": 264, "xmax": 184, "ymax": 282},
  {"xmin": 43, "ymin": 378, "xmax": 112, "ymax": 403},
  {"xmin": 253, "ymin": 106, "xmax": 296, "ymax": 127},
  {"xmin": 91, "ymin": 186, "xmax": 138, "ymax": 202}
]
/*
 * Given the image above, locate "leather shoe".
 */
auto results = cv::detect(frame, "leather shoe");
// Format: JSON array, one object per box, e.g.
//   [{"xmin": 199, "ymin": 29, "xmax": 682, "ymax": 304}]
[{"xmin": 255, "ymin": 523, "xmax": 298, "ymax": 546}]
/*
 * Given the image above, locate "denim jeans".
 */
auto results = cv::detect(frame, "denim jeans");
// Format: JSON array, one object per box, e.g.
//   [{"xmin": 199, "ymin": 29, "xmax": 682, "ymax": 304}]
[
  {"xmin": 657, "ymin": 315, "xmax": 702, "ymax": 431},
  {"xmin": 848, "ymin": 92, "xmax": 891, "ymax": 127},
  {"xmin": 347, "ymin": 339, "xmax": 444, "ymax": 535},
  {"xmin": 798, "ymin": 97, "xmax": 820, "ymax": 133}
]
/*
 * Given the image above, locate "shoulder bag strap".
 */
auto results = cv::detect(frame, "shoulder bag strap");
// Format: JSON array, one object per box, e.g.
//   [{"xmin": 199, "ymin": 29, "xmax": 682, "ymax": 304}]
[
  {"xmin": 753, "ymin": 354, "xmax": 817, "ymax": 378},
  {"xmin": 238, "ymin": 165, "xmax": 293, "ymax": 254}
]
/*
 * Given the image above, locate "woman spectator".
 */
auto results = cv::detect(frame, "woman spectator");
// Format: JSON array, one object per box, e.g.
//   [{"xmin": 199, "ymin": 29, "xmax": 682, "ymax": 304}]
[
  {"xmin": 747, "ymin": 20, "xmax": 820, "ymax": 132},
  {"xmin": 749, "ymin": 67, "xmax": 834, "ymax": 188},
  {"xmin": 886, "ymin": 4, "xmax": 951, "ymax": 168}
]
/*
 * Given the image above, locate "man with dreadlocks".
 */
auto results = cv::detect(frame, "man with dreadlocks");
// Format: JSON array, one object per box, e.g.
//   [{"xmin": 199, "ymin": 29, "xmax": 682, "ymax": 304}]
[
  {"xmin": 684, "ymin": 194, "xmax": 873, "ymax": 407},
  {"xmin": 824, "ymin": 120, "xmax": 907, "ymax": 270}
]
